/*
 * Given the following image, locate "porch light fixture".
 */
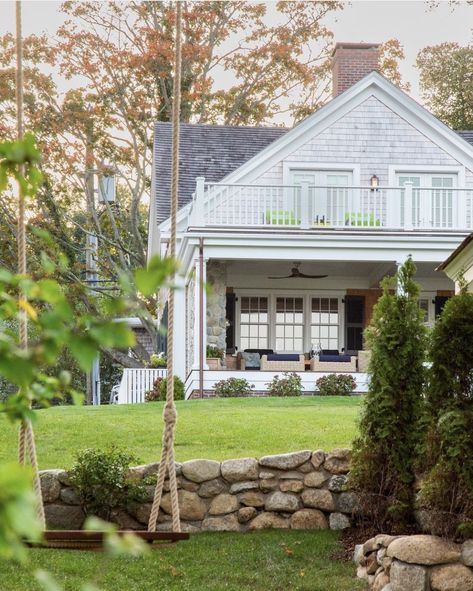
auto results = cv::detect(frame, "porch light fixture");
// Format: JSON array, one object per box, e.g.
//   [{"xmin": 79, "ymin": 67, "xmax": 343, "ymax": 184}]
[{"xmin": 370, "ymin": 174, "xmax": 379, "ymax": 189}]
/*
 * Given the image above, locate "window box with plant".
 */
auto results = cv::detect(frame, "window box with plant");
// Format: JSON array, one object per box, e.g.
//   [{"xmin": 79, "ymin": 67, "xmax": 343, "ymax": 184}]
[{"xmin": 206, "ymin": 345, "xmax": 224, "ymax": 370}]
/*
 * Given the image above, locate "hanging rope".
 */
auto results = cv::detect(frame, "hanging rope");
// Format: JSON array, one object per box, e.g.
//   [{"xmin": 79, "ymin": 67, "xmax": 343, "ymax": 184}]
[
  {"xmin": 148, "ymin": 1, "xmax": 182, "ymax": 533},
  {"xmin": 15, "ymin": 0, "xmax": 46, "ymax": 528}
]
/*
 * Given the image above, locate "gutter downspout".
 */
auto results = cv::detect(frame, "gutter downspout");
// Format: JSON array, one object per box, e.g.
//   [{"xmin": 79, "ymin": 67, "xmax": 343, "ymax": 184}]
[{"xmin": 199, "ymin": 237, "xmax": 204, "ymax": 398}]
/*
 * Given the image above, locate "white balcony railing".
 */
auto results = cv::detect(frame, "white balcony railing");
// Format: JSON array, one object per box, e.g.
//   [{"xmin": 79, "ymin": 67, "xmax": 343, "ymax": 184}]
[{"xmin": 188, "ymin": 177, "xmax": 473, "ymax": 231}]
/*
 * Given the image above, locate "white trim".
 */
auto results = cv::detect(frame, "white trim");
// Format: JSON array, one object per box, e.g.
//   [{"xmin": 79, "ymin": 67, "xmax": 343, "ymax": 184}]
[
  {"xmin": 388, "ymin": 165, "xmax": 465, "ymax": 188},
  {"xmin": 282, "ymin": 162, "xmax": 361, "ymax": 186}
]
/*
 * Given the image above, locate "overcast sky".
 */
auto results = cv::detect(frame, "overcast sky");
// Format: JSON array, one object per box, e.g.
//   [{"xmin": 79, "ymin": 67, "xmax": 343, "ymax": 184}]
[{"xmin": 1, "ymin": 0, "xmax": 472, "ymax": 105}]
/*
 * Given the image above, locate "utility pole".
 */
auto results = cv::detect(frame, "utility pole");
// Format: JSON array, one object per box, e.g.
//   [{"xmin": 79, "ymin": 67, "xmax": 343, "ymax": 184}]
[{"xmin": 85, "ymin": 129, "xmax": 101, "ymax": 406}]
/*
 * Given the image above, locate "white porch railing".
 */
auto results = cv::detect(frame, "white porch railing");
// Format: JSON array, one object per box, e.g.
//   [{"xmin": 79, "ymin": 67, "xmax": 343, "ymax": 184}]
[
  {"xmin": 188, "ymin": 177, "xmax": 473, "ymax": 231},
  {"xmin": 117, "ymin": 368, "xmax": 167, "ymax": 404}
]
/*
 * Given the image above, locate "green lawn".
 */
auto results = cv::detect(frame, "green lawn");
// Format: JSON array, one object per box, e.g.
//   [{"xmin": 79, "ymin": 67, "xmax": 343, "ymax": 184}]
[
  {"xmin": 0, "ymin": 530, "xmax": 366, "ymax": 591},
  {"xmin": 0, "ymin": 397, "xmax": 361, "ymax": 469}
]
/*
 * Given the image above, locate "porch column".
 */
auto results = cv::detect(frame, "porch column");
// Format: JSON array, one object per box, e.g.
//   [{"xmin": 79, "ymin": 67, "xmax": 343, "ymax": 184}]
[
  {"xmin": 193, "ymin": 254, "xmax": 208, "ymax": 370},
  {"xmin": 172, "ymin": 273, "xmax": 186, "ymax": 380},
  {"xmin": 396, "ymin": 257, "xmax": 409, "ymax": 295}
]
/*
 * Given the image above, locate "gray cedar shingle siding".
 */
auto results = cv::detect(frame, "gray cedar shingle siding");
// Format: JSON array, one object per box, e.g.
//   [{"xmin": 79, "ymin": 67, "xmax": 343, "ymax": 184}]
[{"xmin": 154, "ymin": 122, "xmax": 287, "ymax": 224}]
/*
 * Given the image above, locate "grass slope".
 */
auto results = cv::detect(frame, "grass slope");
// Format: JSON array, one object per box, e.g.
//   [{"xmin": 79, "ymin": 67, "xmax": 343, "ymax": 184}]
[
  {"xmin": 0, "ymin": 397, "xmax": 360, "ymax": 469},
  {"xmin": 0, "ymin": 531, "xmax": 366, "ymax": 591}
]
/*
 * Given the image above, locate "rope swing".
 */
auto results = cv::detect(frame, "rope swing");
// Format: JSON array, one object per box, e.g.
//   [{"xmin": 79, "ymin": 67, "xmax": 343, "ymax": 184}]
[
  {"xmin": 15, "ymin": 0, "xmax": 46, "ymax": 529},
  {"xmin": 14, "ymin": 0, "xmax": 185, "ymax": 547},
  {"xmin": 147, "ymin": 1, "xmax": 182, "ymax": 534}
]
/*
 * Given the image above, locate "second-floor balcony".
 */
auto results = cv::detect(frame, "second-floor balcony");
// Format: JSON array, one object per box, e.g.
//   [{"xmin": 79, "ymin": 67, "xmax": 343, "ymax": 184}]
[{"xmin": 188, "ymin": 177, "xmax": 473, "ymax": 232}]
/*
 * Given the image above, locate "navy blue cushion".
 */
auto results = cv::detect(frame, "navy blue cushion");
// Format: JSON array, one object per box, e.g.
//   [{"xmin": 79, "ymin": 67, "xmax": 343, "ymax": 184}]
[
  {"xmin": 319, "ymin": 355, "xmax": 352, "ymax": 363},
  {"xmin": 321, "ymin": 349, "xmax": 339, "ymax": 356},
  {"xmin": 267, "ymin": 354, "xmax": 300, "ymax": 361}
]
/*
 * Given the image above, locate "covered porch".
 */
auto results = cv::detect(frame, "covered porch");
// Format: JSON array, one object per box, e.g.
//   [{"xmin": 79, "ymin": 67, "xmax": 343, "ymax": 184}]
[{"xmin": 182, "ymin": 257, "xmax": 454, "ymax": 398}]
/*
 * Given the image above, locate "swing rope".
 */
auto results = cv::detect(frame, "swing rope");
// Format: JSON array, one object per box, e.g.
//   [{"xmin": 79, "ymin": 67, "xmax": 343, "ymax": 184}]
[
  {"xmin": 148, "ymin": 1, "xmax": 182, "ymax": 533},
  {"xmin": 15, "ymin": 0, "xmax": 46, "ymax": 528}
]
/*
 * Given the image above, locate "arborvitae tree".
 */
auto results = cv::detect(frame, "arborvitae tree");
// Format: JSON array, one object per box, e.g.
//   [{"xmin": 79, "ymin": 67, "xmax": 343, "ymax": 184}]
[
  {"xmin": 350, "ymin": 257, "xmax": 426, "ymax": 526},
  {"xmin": 417, "ymin": 280, "xmax": 473, "ymax": 536}
]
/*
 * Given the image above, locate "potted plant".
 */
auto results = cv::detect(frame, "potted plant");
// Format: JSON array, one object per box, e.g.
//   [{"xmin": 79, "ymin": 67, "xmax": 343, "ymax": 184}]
[{"xmin": 206, "ymin": 345, "xmax": 224, "ymax": 370}]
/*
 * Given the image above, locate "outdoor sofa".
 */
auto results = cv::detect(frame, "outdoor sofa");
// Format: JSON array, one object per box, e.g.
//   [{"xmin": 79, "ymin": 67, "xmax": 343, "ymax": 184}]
[
  {"xmin": 310, "ymin": 350, "xmax": 357, "ymax": 372},
  {"xmin": 260, "ymin": 353, "xmax": 305, "ymax": 371}
]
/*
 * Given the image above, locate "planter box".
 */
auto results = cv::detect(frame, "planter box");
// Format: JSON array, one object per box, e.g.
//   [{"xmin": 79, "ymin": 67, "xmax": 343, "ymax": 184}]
[
  {"xmin": 207, "ymin": 357, "xmax": 222, "ymax": 370},
  {"xmin": 225, "ymin": 355, "xmax": 237, "ymax": 370}
]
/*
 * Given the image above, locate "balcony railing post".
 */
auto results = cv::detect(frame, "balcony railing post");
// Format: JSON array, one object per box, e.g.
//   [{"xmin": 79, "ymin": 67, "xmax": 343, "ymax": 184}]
[
  {"xmin": 404, "ymin": 182, "xmax": 414, "ymax": 231},
  {"xmin": 300, "ymin": 182, "xmax": 310, "ymax": 229},
  {"xmin": 189, "ymin": 176, "xmax": 205, "ymax": 226},
  {"xmin": 457, "ymin": 189, "xmax": 467, "ymax": 230}
]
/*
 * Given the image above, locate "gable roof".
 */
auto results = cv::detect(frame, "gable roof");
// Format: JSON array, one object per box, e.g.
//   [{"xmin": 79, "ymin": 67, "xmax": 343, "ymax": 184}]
[
  {"xmin": 153, "ymin": 122, "xmax": 288, "ymax": 224},
  {"xmin": 210, "ymin": 72, "xmax": 473, "ymax": 188},
  {"xmin": 153, "ymin": 72, "xmax": 473, "ymax": 231}
]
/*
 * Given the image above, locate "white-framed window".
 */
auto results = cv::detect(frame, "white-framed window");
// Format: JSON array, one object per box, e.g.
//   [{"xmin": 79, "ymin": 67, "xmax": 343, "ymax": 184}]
[
  {"xmin": 236, "ymin": 291, "xmax": 344, "ymax": 353},
  {"xmin": 275, "ymin": 297, "xmax": 304, "ymax": 352},
  {"xmin": 239, "ymin": 296, "xmax": 268, "ymax": 350},
  {"xmin": 310, "ymin": 297, "xmax": 339, "ymax": 351}
]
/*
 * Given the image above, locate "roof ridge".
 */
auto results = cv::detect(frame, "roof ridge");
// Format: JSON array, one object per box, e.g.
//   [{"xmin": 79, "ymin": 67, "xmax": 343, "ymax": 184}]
[{"xmin": 154, "ymin": 121, "xmax": 289, "ymax": 131}]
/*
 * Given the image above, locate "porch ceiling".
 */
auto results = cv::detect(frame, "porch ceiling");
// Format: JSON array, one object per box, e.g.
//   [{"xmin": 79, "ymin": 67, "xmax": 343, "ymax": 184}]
[{"xmin": 224, "ymin": 259, "xmax": 445, "ymax": 280}]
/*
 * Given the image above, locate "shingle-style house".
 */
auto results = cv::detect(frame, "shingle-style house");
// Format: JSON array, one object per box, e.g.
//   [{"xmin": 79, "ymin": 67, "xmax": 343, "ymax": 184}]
[{"xmin": 141, "ymin": 42, "xmax": 473, "ymax": 400}]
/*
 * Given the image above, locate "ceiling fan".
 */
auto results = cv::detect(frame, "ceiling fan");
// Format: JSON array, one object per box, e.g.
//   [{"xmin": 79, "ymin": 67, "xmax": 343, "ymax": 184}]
[{"xmin": 268, "ymin": 262, "xmax": 328, "ymax": 280}]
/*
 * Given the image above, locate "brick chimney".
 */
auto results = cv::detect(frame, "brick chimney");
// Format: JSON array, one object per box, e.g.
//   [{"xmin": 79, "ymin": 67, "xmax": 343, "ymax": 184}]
[{"xmin": 332, "ymin": 42, "xmax": 381, "ymax": 98}]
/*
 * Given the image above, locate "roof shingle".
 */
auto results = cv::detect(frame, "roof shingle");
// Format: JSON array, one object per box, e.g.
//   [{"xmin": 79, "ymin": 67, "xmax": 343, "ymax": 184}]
[{"xmin": 154, "ymin": 122, "xmax": 288, "ymax": 224}]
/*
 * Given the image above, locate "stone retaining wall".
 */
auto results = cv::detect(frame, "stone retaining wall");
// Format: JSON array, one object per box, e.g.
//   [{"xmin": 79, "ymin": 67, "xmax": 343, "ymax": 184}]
[
  {"xmin": 40, "ymin": 449, "xmax": 358, "ymax": 532},
  {"xmin": 355, "ymin": 534, "xmax": 473, "ymax": 591}
]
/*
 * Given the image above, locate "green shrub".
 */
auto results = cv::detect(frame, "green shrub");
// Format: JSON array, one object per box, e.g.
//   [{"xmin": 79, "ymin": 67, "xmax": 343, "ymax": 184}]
[
  {"xmin": 316, "ymin": 374, "xmax": 356, "ymax": 396},
  {"xmin": 69, "ymin": 447, "xmax": 145, "ymax": 520},
  {"xmin": 206, "ymin": 345, "xmax": 224, "ymax": 359},
  {"xmin": 214, "ymin": 377, "xmax": 254, "ymax": 397},
  {"xmin": 148, "ymin": 353, "xmax": 166, "ymax": 367},
  {"xmin": 145, "ymin": 376, "xmax": 185, "ymax": 401},
  {"xmin": 266, "ymin": 372, "xmax": 302, "ymax": 397},
  {"xmin": 350, "ymin": 257, "xmax": 427, "ymax": 527},
  {"xmin": 417, "ymin": 284, "xmax": 473, "ymax": 537}
]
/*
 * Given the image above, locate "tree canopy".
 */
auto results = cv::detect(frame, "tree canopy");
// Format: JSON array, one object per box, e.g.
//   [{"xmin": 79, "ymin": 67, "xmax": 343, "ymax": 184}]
[
  {"xmin": 417, "ymin": 42, "xmax": 473, "ymax": 130},
  {"xmin": 0, "ymin": 1, "xmax": 407, "ymax": 373}
]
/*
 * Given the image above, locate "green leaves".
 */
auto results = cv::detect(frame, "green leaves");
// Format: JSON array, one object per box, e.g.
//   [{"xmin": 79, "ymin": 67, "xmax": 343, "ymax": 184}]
[
  {"xmin": 0, "ymin": 133, "xmax": 43, "ymax": 197},
  {"xmin": 85, "ymin": 517, "xmax": 149, "ymax": 558},
  {"xmin": 0, "ymin": 464, "xmax": 42, "ymax": 561},
  {"xmin": 134, "ymin": 256, "xmax": 177, "ymax": 296},
  {"xmin": 69, "ymin": 334, "xmax": 100, "ymax": 372},
  {"xmin": 89, "ymin": 321, "xmax": 135, "ymax": 350}
]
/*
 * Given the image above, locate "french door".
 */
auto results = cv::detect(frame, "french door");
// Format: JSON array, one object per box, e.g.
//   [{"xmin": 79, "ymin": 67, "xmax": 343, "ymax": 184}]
[
  {"xmin": 397, "ymin": 173, "xmax": 456, "ymax": 229},
  {"xmin": 290, "ymin": 170, "xmax": 353, "ymax": 226}
]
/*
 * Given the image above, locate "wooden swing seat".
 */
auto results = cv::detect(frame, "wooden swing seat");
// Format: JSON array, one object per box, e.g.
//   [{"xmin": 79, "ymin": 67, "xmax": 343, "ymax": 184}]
[{"xmin": 27, "ymin": 530, "xmax": 189, "ymax": 551}]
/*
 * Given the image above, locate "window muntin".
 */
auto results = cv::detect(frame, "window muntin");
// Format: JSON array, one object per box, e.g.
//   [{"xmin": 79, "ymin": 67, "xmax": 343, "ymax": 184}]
[
  {"xmin": 310, "ymin": 297, "xmax": 339, "ymax": 351},
  {"xmin": 275, "ymin": 297, "xmax": 304, "ymax": 352},
  {"xmin": 240, "ymin": 296, "xmax": 268, "ymax": 350}
]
